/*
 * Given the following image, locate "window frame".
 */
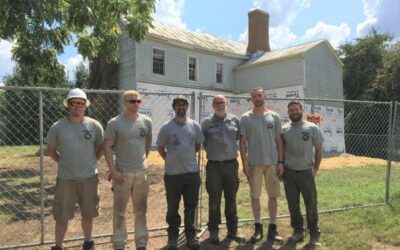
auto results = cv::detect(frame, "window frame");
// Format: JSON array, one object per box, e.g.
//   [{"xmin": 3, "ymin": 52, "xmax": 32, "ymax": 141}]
[{"xmin": 152, "ymin": 47, "xmax": 166, "ymax": 76}]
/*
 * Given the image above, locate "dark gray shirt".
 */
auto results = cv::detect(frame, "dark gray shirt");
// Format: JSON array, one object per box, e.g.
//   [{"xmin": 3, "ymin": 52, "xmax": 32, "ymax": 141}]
[
  {"xmin": 201, "ymin": 113, "xmax": 240, "ymax": 161},
  {"xmin": 282, "ymin": 120, "xmax": 324, "ymax": 170},
  {"xmin": 157, "ymin": 118, "xmax": 204, "ymax": 175}
]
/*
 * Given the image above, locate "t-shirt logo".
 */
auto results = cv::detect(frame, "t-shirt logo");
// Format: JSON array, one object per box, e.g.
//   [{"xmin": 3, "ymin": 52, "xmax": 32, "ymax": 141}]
[
  {"xmin": 302, "ymin": 132, "xmax": 310, "ymax": 141},
  {"xmin": 139, "ymin": 128, "xmax": 147, "ymax": 137},
  {"xmin": 83, "ymin": 130, "xmax": 92, "ymax": 140},
  {"xmin": 172, "ymin": 134, "xmax": 181, "ymax": 146}
]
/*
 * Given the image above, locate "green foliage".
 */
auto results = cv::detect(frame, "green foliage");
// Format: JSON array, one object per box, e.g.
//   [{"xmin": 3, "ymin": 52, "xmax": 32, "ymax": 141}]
[
  {"xmin": 74, "ymin": 62, "xmax": 89, "ymax": 88},
  {"xmin": 337, "ymin": 28, "xmax": 392, "ymax": 100},
  {"xmin": 0, "ymin": 0, "xmax": 155, "ymax": 65},
  {"xmin": 374, "ymin": 42, "xmax": 400, "ymax": 101}
]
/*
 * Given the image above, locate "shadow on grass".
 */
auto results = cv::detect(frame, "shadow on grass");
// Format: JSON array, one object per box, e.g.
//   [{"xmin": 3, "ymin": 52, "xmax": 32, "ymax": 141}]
[{"xmin": 0, "ymin": 168, "xmax": 54, "ymax": 222}]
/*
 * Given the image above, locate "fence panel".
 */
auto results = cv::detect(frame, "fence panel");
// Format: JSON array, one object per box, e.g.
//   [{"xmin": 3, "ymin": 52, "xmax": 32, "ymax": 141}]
[
  {"xmin": 0, "ymin": 86, "xmax": 397, "ymax": 249},
  {"xmin": 197, "ymin": 95, "xmax": 394, "ymax": 230}
]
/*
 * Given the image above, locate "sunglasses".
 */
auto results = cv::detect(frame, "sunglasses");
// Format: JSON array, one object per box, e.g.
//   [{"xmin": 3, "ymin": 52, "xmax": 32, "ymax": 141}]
[
  {"xmin": 68, "ymin": 101, "xmax": 86, "ymax": 107},
  {"xmin": 126, "ymin": 99, "xmax": 142, "ymax": 104}
]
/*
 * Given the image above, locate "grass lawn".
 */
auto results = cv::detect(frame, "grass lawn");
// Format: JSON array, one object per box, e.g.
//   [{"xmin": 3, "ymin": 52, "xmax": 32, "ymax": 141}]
[{"xmin": 1, "ymin": 145, "xmax": 400, "ymax": 249}]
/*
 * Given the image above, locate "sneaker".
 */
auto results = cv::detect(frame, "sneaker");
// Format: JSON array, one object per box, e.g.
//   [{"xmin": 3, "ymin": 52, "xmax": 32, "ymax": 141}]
[
  {"xmin": 51, "ymin": 246, "xmax": 62, "ymax": 250},
  {"xmin": 288, "ymin": 231, "xmax": 304, "ymax": 243},
  {"xmin": 209, "ymin": 230, "xmax": 220, "ymax": 245},
  {"xmin": 227, "ymin": 230, "xmax": 246, "ymax": 243},
  {"xmin": 250, "ymin": 223, "xmax": 263, "ymax": 243},
  {"xmin": 82, "ymin": 240, "xmax": 95, "ymax": 250},
  {"xmin": 186, "ymin": 238, "xmax": 200, "ymax": 250}
]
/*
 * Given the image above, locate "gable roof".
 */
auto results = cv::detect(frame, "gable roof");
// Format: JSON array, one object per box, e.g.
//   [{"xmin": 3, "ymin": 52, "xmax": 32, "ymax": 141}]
[
  {"xmin": 147, "ymin": 21, "xmax": 248, "ymax": 58},
  {"xmin": 234, "ymin": 39, "xmax": 344, "ymax": 71},
  {"xmin": 145, "ymin": 22, "xmax": 343, "ymax": 68}
]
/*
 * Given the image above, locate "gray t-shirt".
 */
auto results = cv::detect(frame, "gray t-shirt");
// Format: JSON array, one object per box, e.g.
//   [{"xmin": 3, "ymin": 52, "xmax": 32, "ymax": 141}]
[
  {"xmin": 157, "ymin": 118, "xmax": 204, "ymax": 175},
  {"xmin": 201, "ymin": 113, "xmax": 240, "ymax": 161},
  {"xmin": 104, "ymin": 114, "xmax": 152, "ymax": 172},
  {"xmin": 46, "ymin": 117, "xmax": 104, "ymax": 180},
  {"xmin": 282, "ymin": 120, "xmax": 324, "ymax": 170},
  {"xmin": 240, "ymin": 110, "xmax": 282, "ymax": 165}
]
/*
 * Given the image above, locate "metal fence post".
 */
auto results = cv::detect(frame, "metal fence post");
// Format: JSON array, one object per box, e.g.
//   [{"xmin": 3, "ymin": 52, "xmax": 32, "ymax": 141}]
[
  {"xmin": 385, "ymin": 101, "xmax": 395, "ymax": 204},
  {"xmin": 196, "ymin": 92, "xmax": 203, "ymax": 228},
  {"xmin": 39, "ymin": 90, "xmax": 45, "ymax": 244}
]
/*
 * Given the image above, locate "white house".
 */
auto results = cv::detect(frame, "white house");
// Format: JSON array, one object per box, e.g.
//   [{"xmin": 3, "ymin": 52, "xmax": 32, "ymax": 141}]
[{"xmin": 117, "ymin": 9, "xmax": 345, "ymax": 154}]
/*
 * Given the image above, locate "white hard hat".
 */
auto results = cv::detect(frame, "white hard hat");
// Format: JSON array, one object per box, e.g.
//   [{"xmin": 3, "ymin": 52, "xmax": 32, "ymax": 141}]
[{"xmin": 63, "ymin": 88, "xmax": 91, "ymax": 107}]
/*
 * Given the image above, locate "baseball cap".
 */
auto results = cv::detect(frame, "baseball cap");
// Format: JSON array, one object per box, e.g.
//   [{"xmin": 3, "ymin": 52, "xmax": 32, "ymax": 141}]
[
  {"xmin": 63, "ymin": 88, "xmax": 91, "ymax": 107},
  {"xmin": 172, "ymin": 94, "xmax": 189, "ymax": 106}
]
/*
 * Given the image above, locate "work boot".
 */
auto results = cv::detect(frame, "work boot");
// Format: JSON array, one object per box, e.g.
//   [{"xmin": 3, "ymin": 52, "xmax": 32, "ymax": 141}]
[
  {"xmin": 167, "ymin": 233, "xmax": 178, "ymax": 250},
  {"xmin": 82, "ymin": 240, "xmax": 95, "ymax": 250},
  {"xmin": 267, "ymin": 224, "xmax": 283, "ymax": 243},
  {"xmin": 309, "ymin": 233, "xmax": 321, "ymax": 247},
  {"xmin": 209, "ymin": 230, "xmax": 220, "ymax": 245},
  {"xmin": 227, "ymin": 229, "xmax": 246, "ymax": 243},
  {"xmin": 186, "ymin": 237, "xmax": 200, "ymax": 250},
  {"xmin": 288, "ymin": 230, "xmax": 305, "ymax": 243},
  {"xmin": 250, "ymin": 223, "xmax": 263, "ymax": 243},
  {"xmin": 51, "ymin": 246, "xmax": 62, "ymax": 250}
]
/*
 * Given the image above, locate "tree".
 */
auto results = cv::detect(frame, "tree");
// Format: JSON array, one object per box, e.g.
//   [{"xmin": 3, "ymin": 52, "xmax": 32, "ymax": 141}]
[
  {"xmin": 337, "ymin": 28, "xmax": 392, "ymax": 100},
  {"xmin": 374, "ymin": 42, "xmax": 400, "ymax": 101},
  {"xmin": 0, "ymin": 0, "xmax": 155, "ymax": 87},
  {"xmin": 74, "ymin": 62, "xmax": 89, "ymax": 88}
]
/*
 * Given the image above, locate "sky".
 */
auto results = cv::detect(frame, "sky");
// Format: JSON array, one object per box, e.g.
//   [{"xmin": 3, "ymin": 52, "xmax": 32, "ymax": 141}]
[{"xmin": 0, "ymin": 0, "xmax": 399, "ymax": 85}]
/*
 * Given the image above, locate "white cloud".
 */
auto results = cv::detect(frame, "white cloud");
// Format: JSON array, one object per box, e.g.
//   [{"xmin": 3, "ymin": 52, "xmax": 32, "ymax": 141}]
[
  {"xmin": 62, "ymin": 54, "xmax": 88, "ymax": 82},
  {"xmin": 302, "ymin": 22, "xmax": 351, "ymax": 48},
  {"xmin": 0, "ymin": 39, "xmax": 15, "ymax": 83},
  {"xmin": 253, "ymin": 0, "xmax": 311, "ymax": 27},
  {"xmin": 153, "ymin": 0, "xmax": 186, "ymax": 28},
  {"xmin": 357, "ymin": 0, "xmax": 379, "ymax": 36}
]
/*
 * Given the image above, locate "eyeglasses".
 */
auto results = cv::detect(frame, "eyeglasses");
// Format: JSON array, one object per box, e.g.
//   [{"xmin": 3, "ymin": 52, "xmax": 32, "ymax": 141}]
[
  {"xmin": 126, "ymin": 99, "xmax": 142, "ymax": 104},
  {"xmin": 68, "ymin": 101, "xmax": 86, "ymax": 107}
]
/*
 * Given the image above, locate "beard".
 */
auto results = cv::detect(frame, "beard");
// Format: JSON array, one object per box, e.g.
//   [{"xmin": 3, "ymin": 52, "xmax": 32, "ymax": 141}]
[
  {"xmin": 214, "ymin": 107, "xmax": 227, "ymax": 117},
  {"xmin": 289, "ymin": 113, "xmax": 303, "ymax": 122},
  {"xmin": 253, "ymin": 100, "xmax": 264, "ymax": 107},
  {"xmin": 176, "ymin": 108, "xmax": 187, "ymax": 117}
]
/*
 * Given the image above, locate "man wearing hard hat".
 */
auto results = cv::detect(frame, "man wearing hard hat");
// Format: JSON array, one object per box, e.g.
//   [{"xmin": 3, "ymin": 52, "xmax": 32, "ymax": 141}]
[{"xmin": 46, "ymin": 88, "xmax": 104, "ymax": 250}]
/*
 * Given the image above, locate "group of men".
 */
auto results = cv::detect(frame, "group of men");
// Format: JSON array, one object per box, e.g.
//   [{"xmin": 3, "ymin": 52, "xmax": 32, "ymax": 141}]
[{"xmin": 47, "ymin": 87, "xmax": 323, "ymax": 250}]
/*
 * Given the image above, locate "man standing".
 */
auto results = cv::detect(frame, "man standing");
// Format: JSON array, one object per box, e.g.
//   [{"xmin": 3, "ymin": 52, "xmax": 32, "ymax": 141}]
[
  {"xmin": 47, "ymin": 88, "xmax": 104, "ymax": 250},
  {"xmin": 157, "ymin": 95, "xmax": 204, "ymax": 250},
  {"xmin": 104, "ymin": 90, "xmax": 152, "ymax": 250},
  {"xmin": 201, "ymin": 95, "xmax": 245, "ymax": 245},
  {"xmin": 239, "ymin": 87, "xmax": 284, "ymax": 244},
  {"xmin": 282, "ymin": 101, "xmax": 323, "ymax": 246}
]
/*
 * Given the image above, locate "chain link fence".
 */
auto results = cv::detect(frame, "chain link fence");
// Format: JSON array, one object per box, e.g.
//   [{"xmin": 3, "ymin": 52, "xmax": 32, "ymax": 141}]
[{"xmin": 0, "ymin": 86, "xmax": 398, "ymax": 249}]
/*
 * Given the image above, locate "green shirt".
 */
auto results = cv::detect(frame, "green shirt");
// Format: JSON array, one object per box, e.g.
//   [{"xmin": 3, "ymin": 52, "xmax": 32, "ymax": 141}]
[
  {"xmin": 282, "ymin": 120, "xmax": 324, "ymax": 170},
  {"xmin": 46, "ymin": 117, "xmax": 104, "ymax": 180},
  {"xmin": 104, "ymin": 114, "xmax": 152, "ymax": 172},
  {"xmin": 240, "ymin": 110, "xmax": 282, "ymax": 165}
]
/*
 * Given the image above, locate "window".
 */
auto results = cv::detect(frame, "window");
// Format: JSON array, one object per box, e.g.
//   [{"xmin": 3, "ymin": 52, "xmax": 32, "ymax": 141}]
[
  {"xmin": 216, "ymin": 62, "xmax": 224, "ymax": 83},
  {"xmin": 153, "ymin": 48, "xmax": 165, "ymax": 75},
  {"xmin": 188, "ymin": 56, "xmax": 197, "ymax": 81}
]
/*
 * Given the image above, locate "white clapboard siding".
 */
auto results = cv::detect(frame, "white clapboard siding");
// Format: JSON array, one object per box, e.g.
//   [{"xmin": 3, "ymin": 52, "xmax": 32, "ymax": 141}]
[
  {"xmin": 303, "ymin": 42, "xmax": 344, "ymax": 100},
  {"xmin": 233, "ymin": 57, "xmax": 304, "ymax": 94}
]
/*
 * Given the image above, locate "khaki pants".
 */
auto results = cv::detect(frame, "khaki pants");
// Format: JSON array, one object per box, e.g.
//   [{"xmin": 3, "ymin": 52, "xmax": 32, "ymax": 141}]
[{"xmin": 112, "ymin": 171, "xmax": 149, "ymax": 249}]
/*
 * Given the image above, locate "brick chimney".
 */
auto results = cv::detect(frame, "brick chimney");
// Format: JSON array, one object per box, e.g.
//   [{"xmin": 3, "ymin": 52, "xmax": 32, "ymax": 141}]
[{"xmin": 247, "ymin": 9, "xmax": 271, "ymax": 54}]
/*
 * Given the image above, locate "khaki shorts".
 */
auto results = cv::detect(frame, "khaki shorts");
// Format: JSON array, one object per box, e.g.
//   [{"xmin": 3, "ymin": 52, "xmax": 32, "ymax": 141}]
[
  {"xmin": 249, "ymin": 165, "xmax": 280, "ymax": 198},
  {"xmin": 53, "ymin": 174, "xmax": 100, "ymax": 222}
]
